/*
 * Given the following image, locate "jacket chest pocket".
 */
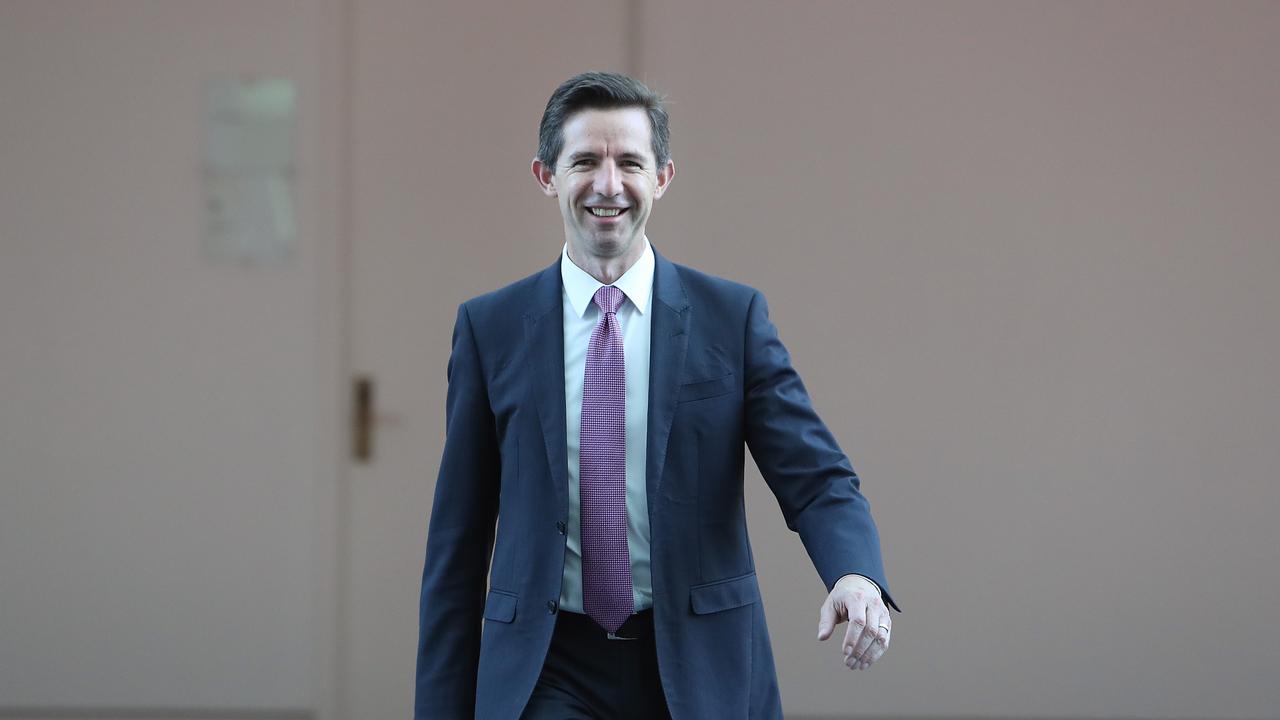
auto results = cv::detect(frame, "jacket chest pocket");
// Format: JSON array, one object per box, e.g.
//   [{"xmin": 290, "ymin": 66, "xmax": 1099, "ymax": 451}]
[{"xmin": 677, "ymin": 372, "xmax": 735, "ymax": 403}]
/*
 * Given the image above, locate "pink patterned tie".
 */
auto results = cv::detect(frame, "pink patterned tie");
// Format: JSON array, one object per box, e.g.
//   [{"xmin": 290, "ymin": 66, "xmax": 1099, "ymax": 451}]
[{"xmin": 580, "ymin": 285, "xmax": 633, "ymax": 633}]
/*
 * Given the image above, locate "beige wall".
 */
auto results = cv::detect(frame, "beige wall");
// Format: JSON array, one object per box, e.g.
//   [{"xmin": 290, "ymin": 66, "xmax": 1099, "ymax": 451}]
[
  {"xmin": 2, "ymin": 1, "xmax": 1278, "ymax": 718},
  {"xmin": 637, "ymin": 1, "xmax": 1280, "ymax": 717},
  {"xmin": 0, "ymin": 0, "xmax": 343, "ymax": 716}
]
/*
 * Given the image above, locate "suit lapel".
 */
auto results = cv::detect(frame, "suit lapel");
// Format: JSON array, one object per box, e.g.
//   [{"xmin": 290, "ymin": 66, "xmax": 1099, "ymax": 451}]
[
  {"xmin": 646, "ymin": 247, "xmax": 691, "ymax": 504},
  {"xmin": 525, "ymin": 247, "xmax": 691, "ymax": 516},
  {"xmin": 525, "ymin": 258, "xmax": 570, "ymax": 514}
]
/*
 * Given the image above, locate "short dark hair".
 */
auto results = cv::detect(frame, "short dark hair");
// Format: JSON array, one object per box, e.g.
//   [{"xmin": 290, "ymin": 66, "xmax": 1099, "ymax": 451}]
[{"xmin": 537, "ymin": 71, "xmax": 670, "ymax": 169}]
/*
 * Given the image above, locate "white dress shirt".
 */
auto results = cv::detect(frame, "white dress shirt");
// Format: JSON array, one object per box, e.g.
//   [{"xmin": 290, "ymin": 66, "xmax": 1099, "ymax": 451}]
[{"xmin": 558, "ymin": 238, "xmax": 655, "ymax": 614}]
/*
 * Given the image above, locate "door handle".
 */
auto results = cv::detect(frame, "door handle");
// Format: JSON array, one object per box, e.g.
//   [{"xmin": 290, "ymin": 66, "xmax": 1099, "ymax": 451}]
[{"xmin": 353, "ymin": 375, "xmax": 373, "ymax": 462}]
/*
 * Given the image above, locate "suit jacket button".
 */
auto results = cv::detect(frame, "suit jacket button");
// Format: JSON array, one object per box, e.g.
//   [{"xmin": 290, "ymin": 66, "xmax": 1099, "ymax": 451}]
[
  {"xmin": 555, "ymin": 521, "xmax": 566, "ymax": 535},
  {"xmin": 546, "ymin": 600, "xmax": 558, "ymax": 614}
]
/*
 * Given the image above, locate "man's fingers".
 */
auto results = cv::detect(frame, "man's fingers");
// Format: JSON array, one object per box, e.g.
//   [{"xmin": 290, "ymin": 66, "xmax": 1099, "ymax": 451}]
[
  {"xmin": 842, "ymin": 603, "xmax": 873, "ymax": 666},
  {"xmin": 816, "ymin": 596, "xmax": 838, "ymax": 641},
  {"xmin": 849, "ymin": 604, "xmax": 880, "ymax": 668},
  {"xmin": 856, "ymin": 610, "xmax": 891, "ymax": 669}
]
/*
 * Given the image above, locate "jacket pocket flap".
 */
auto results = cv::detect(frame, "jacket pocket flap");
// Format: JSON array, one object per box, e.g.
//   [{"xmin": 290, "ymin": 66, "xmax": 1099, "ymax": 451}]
[
  {"xmin": 483, "ymin": 589, "xmax": 517, "ymax": 623},
  {"xmin": 689, "ymin": 572, "xmax": 760, "ymax": 615},
  {"xmin": 678, "ymin": 372, "xmax": 735, "ymax": 403}
]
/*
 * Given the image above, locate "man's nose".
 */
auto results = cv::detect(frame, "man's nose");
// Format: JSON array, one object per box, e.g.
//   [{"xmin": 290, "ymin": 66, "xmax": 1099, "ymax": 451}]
[{"xmin": 593, "ymin": 160, "xmax": 622, "ymax": 198}]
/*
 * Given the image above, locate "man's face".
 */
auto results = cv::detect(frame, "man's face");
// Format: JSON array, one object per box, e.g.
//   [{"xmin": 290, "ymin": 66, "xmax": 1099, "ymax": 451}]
[{"xmin": 533, "ymin": 107, "xmax": 674, "ymax": 263}]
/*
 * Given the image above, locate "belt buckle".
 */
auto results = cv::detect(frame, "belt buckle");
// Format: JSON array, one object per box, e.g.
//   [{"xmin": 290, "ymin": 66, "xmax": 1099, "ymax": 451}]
[{"xmin": 605, "ymin": 630, "xmax": 637, "ymax": 641}]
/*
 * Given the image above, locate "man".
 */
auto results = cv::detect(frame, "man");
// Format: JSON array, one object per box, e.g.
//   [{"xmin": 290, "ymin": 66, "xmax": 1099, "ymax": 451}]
[{"xmin": 415, "ymin": 71, "xmax": 898, "ymax": 719}]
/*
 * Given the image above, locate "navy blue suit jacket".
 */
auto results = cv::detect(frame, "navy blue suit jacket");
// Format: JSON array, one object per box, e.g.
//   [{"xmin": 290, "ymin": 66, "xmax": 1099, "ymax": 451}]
[{"xmin": 415, "ymin": 247, "xmax": 897, "ymax": 719}]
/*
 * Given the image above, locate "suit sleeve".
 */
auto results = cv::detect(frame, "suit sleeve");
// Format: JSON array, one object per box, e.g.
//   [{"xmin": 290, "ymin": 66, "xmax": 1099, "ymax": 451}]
[
  {"xmin": 743, "ymin": 290, "xmax": 900, "ymax": 612},
  {"xmin": 414, "ymin": 304, "xmax": 502, "ymax": 718}
]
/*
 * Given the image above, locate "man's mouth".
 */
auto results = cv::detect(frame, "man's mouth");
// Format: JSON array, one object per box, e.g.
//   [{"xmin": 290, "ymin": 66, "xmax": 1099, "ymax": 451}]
[{"xmin": 588, "ymin": 207, "xmax": 628, "ymax": 218}]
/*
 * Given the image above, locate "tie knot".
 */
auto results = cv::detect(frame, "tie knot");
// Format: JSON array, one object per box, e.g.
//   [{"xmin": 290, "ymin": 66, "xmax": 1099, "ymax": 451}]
[{"xmin": 593, "ymin": 285, "xmax": 625, "ymax": 315}]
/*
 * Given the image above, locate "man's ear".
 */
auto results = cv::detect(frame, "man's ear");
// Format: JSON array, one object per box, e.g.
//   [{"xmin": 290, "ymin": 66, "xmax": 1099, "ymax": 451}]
[
  {"xmin": 653, "ymin": 159, "xmax": 675, "ymax": 199},
  {"xmin": 531, "ymin": 157, "xmax": 557, "ymax": 197}
]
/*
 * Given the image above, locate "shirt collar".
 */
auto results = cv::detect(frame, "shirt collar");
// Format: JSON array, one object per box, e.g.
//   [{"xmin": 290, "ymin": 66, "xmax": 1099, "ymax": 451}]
[{"xmin": 560, "ymin": 237, "xmax": 655, "ymax": 319}]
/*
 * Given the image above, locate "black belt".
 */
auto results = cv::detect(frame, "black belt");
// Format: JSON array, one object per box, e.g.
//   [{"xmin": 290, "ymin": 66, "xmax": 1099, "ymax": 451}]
[{"xmin": 559, "ymin": 608, "xmax": 654, "ymax": 641}]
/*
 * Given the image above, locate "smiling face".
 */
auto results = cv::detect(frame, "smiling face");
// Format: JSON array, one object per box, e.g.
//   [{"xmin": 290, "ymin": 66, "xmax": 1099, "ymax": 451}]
[{"xmin": 533, "ymin": 107, "xmax": 674, "ymax": 266}]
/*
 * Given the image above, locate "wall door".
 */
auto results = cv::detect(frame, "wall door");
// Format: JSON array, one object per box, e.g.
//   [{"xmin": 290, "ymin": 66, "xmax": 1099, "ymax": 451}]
[{"xmin": 343, "ymin": 3, "xmax": 628, "ymax": 717}]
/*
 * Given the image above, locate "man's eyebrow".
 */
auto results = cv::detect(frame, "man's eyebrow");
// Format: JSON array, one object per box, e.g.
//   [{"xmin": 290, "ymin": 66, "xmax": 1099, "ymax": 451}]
[{"xmin": 565, "ymin": 150, "xmax": 649, "ymax": 164}]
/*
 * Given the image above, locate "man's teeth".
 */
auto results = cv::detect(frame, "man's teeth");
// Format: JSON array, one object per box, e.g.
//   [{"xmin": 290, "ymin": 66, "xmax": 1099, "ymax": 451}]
[{"xmin": 589, "ymin": 208, "xmax": 623, "ymax": 217}]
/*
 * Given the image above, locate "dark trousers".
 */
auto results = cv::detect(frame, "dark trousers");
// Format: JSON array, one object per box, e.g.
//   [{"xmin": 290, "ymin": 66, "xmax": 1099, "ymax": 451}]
[{"xmin": 520, "ymin": 609, "xmax": 672, "ymax": 719}]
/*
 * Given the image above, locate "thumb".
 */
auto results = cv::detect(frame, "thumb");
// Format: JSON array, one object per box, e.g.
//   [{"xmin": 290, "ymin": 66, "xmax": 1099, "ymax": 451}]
[{"xmin": 816, "ymin": 597, "xmax": 836, "ymax": 641}]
